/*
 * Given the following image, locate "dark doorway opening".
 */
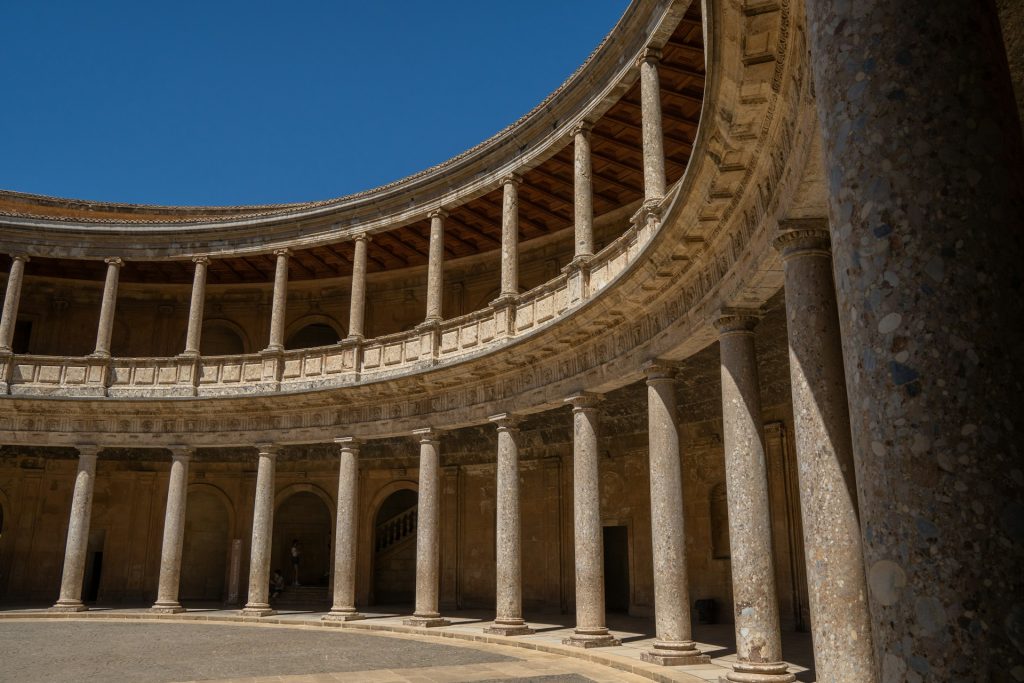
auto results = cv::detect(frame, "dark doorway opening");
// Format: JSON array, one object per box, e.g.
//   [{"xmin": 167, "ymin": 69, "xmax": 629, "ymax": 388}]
[
  {"xmin": 603, "ymin": 525, "xmax": 630, "ymax": 613},
  {"xmin": 12, "ymin": 320, "xmax": 31, "ymax": 354},
  {"xmin": 372, "ymin": 489, "xmax": 418, "ymax": 606},
  {"xmin": 82, "ymin": 529, "xmax": 106, "ymax": 603}
]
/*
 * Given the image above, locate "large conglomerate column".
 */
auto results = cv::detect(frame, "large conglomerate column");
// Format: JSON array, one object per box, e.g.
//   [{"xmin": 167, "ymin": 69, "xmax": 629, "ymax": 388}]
[
  {"xmin": 0, "ymin": 254, "xmax": 29, "ymax": 353},
  {"xmin": 152, "ymin": 446, "xmax": 193, "ymax": 613},
  {"xmin": 346, "ymin": 234, "xmax": 370, "ymax": 341},
  {"xmin": 423, "ymin": 210, "xmax": 446, "ymax": 325},
  {"xmin": 241, "ymin": 444, "xmax": 278, "ymax": 617},
  {"xmin": 497, "ymin": 175, "xmax": 521, "ymax": 301},
  {"xmin": 91, "ymin": 257, "xmax": 123, "ymax": 357},
  {"xmin": 805, "ymin": 4, "xmax": 1024, "ymax": 678},
  {"xmin": 563, "ymin": 393, "xmax": 619, "ymax": 648},
  {"xmin": 774, "ymin": 226, "xmax": 876, "ymax": 683},
  {"xmin": 638, "ymin": 47, "xmax": 665, "ymax": 203},
  {"xmin": 264, "ymin": 249, "xmax": 290, "ymax": 352},
  {"xmin": 404, "ymin": 428, "xmax": 449, "ymax": 627},
  {"xmin": 325, "ymin": 437, "xmax": 364, "ymax": 621},
  {"xmin": 484, "ymin": 413, "xmax": 533, "ymax": 636},
  {"xmin": 641, "ymin": 364, "xmax": 707, "ymax": 665},
  {"xmin": 572, "ymin": 123, "xmax": 594, "ymax": 262},
  {"xmin": 52, "ymin": 445, "xmax": 101, "ymax": 612},
  {"xmin": 181, "ymin": 257, "xmax": 209, "ymax": 356},
  {"xmin": 715, "ymin": 316, "xmax": 794, "ymax": 682}
]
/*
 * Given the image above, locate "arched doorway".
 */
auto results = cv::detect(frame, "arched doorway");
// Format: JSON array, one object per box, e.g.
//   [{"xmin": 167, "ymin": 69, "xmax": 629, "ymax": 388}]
[
  {"xmin": 372, "ymin": 488, "xmax": 418, "ymax": 606},
  {"xmin": 180, "ymin": 487, "xmax": 231, "ymax": 602},
  {"xmin": 285, "ymin": 321, "xmax": 341, "ymax": 350},
  {"xmin": 273, "ymin": 491, "xmax": 332, "ymax": 587}
]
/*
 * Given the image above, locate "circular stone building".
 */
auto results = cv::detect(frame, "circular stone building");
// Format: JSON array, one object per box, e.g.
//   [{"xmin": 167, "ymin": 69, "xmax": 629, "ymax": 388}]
[{"xmin": 1, "ymin": 1, "xmax": 1022, "ymax": 681}]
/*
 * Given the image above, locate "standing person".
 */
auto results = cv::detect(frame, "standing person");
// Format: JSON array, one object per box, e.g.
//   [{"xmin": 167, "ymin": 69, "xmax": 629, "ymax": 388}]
[{"xmin": 290, "ymin": 539, "xmax": 301, "ymax": 586}]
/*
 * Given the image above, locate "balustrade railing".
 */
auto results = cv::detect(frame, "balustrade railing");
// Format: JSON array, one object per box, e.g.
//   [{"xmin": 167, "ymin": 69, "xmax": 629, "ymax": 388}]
[{"xmin": 374, "ymin": 505, "xmax": 418, "ymax": 554}]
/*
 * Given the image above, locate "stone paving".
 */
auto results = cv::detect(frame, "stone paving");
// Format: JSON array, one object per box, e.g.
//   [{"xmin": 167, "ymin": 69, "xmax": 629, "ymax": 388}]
[{"xmin": 0, "ymin": 606, "xmax": 816, "ymax": 683}]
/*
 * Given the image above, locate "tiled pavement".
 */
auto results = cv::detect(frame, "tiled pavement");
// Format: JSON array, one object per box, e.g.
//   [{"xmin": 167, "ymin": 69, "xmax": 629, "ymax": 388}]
[{"xmin": 0, "ymin": 605, "xmax": 815, "ymax": 683}]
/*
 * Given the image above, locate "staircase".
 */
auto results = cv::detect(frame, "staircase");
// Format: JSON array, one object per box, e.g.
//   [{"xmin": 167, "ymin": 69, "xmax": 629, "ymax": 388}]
[
  {"xmin": 272, "ymin": 584, "xmax": 330, "ymax": 611},
  {"xmin": 375, "ymin": 505, "xmax": 417, "ymax": 553}
]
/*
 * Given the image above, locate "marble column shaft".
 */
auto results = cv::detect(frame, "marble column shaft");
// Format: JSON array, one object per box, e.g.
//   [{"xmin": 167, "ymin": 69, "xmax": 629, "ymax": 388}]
[
  {"xmin": 52, "ymin": 446, "xmax": 100, "ymax": 611},
  {"xmin": 265, "ymin": 249, "xmax": 290, "ymax": 352},
  {"xmin": 641, "ymin": 365, "xmax": 707, "ymax": 665},
  {"xmin": 775, "ymin": 228, "xmax": 876, "ymax": 683},
  {"xmin": 182, "ymin": 257, "xmax": 209, "ymax": 356},
  {"xmin": 347, "ymin": 235, "xmax": 370, "ymax": 340},
  {"xmin": 572, "ymin": 124, "xmax": 594, "ymax": 260},
  {"xmin": 424, "ymin": 210, "xmax": 446, "ymax": 324},
  {"xmin": 0, "ymin": 254, "xmax": 28, "ymax": 352},
  {"xmin": 563, "ymin": 393, "xmax": 618, "ymax": 648},
  {"xmin": 499, "ymin": 175, "xmax": 521, "ymax": 299},
  {"xmin": 716, "ymin": 319, "xmax": 793, "ymax": 682},
  {"xmin": 242, "ymin": 444, "xmax": 278, "ymax": 616},
  {"xmin": 405, "ymin": 429, "xmax": 449, "ymax": 626},
  {"xmin": 326, "ymin": 438, "xmax": 363, "ymax": 621},
  {"xmin": 638, "ymin": 48, "xmax": 666, "ymax": 202},
  {"xmin": 92, "ymin": 257, "xmax": 123, "ymax": 357},
  {"xmin": 152, "ymin": 447, "xmax": 192, "ymax": 613}
]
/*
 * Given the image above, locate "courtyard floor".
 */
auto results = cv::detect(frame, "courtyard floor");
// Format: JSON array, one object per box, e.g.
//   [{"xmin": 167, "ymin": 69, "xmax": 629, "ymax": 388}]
[{"xmin": 0, "ymin": 606, "xmax": 816, "ymax": 683}]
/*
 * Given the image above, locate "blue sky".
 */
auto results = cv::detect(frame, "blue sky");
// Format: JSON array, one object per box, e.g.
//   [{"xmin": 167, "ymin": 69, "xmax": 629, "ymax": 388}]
[{"xmin": 1, "ymin": 2, "xmax": 626, "ymax": 206}]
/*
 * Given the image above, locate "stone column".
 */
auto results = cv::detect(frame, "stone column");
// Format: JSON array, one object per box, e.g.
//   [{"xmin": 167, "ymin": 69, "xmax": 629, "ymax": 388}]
[
  {"xmin": 563, "ymin": 393, "xmax": 619, "ymax": 648},
  {"xmin": 346, "ymin": 234, "xmax": 370, "ymax": 341},
  {"xmin": 423, "ymin": 210, "xmax": 446, "ymax": 325},
  {"xmin": 92, "ymin": 257, "xmax": 123, "ymax": 357},
  {"xmin": 404, "ymin": 428, "xmax": 449, "ymax": 627},
  {"xmin": 485, "ymin": 414, "xmax": 533, "ymax": 636},
  {"xmin": 0, "ymin": 254, "xmax": 29, "ymax": 353},
  {"xmin": 774, "ymin": 226, "xmax": 876, "ymax": 682},
  {"xmin": 496, "ymin": 175, "xmax": 521, "ymax": 301},
  {"xmin": 52, "ymin": 446, "xmax": 100, "ymax": 612},
  {"xmin": 715, "ymin": 317, "xmax": 794, "ymax": 681},
  {"xmin": 641, "ymin": 364, "xmax": 707, "ymax": 665},
  {"xmin": 181, "ymin": 257, "xmax": 209, "ymax": 356},
  {"xmin": 572, "ymin": 123, "xmax": 594, "ymax": 262},
  {"xmin": 805, "ymin": 3, "xmax": 1024, "ymax": 678},
  {"xmin": 638, "ymin": 47, "xmax": 666, "ymax": 202},
  {"xmin": 152, "ymin": 446, "xmax": 193, "ymax": 613},
  {"xmin": 264, "ymin": 249, "xmax": 290, "ymax": 352},
  {"xmin": 241, "ymin": 444, "xmax": 278, "ymax": 617},
  {"xmin": 324, "ymin": 437, "xmax": 364, "ymax": 621}
]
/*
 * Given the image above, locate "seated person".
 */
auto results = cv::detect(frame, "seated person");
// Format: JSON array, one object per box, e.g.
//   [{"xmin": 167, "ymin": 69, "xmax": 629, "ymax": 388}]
[{"xmin": 270, "ymin": 568, "xmax": 285, "ymax": 599}]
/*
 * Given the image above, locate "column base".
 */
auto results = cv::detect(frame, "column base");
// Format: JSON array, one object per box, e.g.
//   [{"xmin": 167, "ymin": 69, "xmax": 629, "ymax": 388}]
[
  {"xmin": 722, "ymin": 662, "xmax": 796, "ymax": 683},
  {"xmin": 50, "ymin": 601, "xmax": 88, "ymax": 613},
  {"xmin": 322, "ymin": 609, "xmax": 365, "ymax": 622},
  {"xmin": 403, "ymin": 614, "xmax": 451, "ymax": 628},
  {"xmin": 562, "ymin": 628, "xmax": 620, "ymax": 648},
  {"xmin": 150, "ymin": 602, "xmax": 185, "ymax": 614},
  {"xmin": 240, "ymin": 604, "xmax": 277, "ymax": 617},
  {"xmin": 641, "ymin": 640, "xmax": 710, "ymax": 666},
  {"xmin": 484, "ymin": 619, "xmax": 535, "ymax": 636}
]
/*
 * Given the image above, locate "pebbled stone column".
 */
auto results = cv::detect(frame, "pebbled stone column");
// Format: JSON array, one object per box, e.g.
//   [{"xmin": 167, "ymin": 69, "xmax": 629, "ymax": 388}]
[
  {"xmin": 805, "ymin": 2, "xmax": 1024, "ymax": 678},
  {"xmin": 774, "ymin": 226, "xmax": 876, "ymax": 683},
  {"xmin": 346, "ymin": 234, "xmax": 370, "ymax": 341},
  {"xmin": 641, "ymin": 363, "xmax": 708, "ymax": 666},
  {"xmin": 325, "ymin": 437, "xmax": 364, "ymax": 621},
  {"xmin": 572, "ymin": 123, "xmax": 594, "ymax": 262},
  {"xmin": 404, "ymin": 428, "xmax": 449, "ymax": 627},
  {"xmin": 715, "ymin": 316, "xmax": 794, "ymax": 682},
  {"xmin": 52, "ymin": 446, "xmax": 100, "ymax": 612},
  {"xmin": 91, "ymin": 257, "xmax": 123, "ymax": 357},
  {"xmin": 152, "ymin": 446, "xmax": 193, "ymax": 613},
  {"xmin": 423, "ymin": 210, "xmax": 446, "ymax": 325},
  {"xmin": 563, "ymin": 392, "xmax": 619, "ymax": 648},
  {"xmin": 485, "ymin": 413, "xmax": 533, "ymax": 636},
  {"xmin": 638, "ymin": 47, "xmax": 665, "ymax": 202},
  {"xmin": 241, "ymin": 444, "xmax": 278, "ymax": 617},
  {"xmin": 264, "ymin": 249, "xmax": 290, "ymax": 352},
  {"xmin": 0, "ymin": 254, "xmax": 29, "ymax": 353},
  {"xmin": 496, "ymin": 175, "xmax": 521, "ymax": 302},
  {"xmin": 181, "ymin": 257, "xmax": 209, "ymax": 356}
]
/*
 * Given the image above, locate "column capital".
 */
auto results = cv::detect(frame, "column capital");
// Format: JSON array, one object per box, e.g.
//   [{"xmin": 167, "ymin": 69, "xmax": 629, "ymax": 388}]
[
  {"xmin": 104, "ymin": 256, "xmax": 124, "ymax": 267},
  {"xmin": 255, "ymin": 443, "xmax": 280, "ymax": 458},
  {"xmin": 642, "ymin": 360, "xmax": 678, "ymax": 382},
  {"xmin": 75, "ymin": 444, "xmax": 102, "ymax": 459},
  {"xmin": 637, "ymin": 46, "xmax": 663, "ymax": 66},
  {"xmin": 714, "ymin": 308, "xmax": 761, "ymax": 335},
  {"xmin": 192, "ymin": 255, "xmax": 210, "ymax": 265},
  {"xmin": 489, "ymin": 413, "xmax": 521, "ymax": 431},
  {"xmin": 427, "ymin": 208, "xmax": 449, "ymax": 220},
  {"xmin": 773, "ymin": 219, "xmax": 831, "ymax": 259},
  {"xmin": 352, "ymin": 232, "xmax": 372, "ymax": 244},
  {"xmin": 570, "ymin": 121, "xmax": 593, "ymax": 137},
  {"xmin": 565, "ymin": 391, "xmax": 602, "ymax": 412},
  {"xmin": 167, "ymin": 444, "xmax": 195, "ymax": 461},
  {"xmin": 272, "ymin": 248, "xmax": 291, "ymax": 258},
  {"xmin": 412, "ymin": 427, "xmax": 442, "ymax": 444},
  {"xmin": 334, "ymin": 436, "xmax": 362, "ymax": 453},
  {"xmin": 10, "ymin": 253, "xmax": 30, "ymax": 263},
  {"xmin": 500, "ymin": 173, "xmax": 522, "ymax": 187}
]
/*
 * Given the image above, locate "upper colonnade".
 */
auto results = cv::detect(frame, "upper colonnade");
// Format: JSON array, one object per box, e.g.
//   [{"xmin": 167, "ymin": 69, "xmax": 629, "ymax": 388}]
[{"xmin": 0, "ymin": 0, "xmax": 821, "ymax": 448}]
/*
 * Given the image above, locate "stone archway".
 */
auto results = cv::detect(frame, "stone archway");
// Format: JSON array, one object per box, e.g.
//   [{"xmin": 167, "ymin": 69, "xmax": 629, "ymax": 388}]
[
  {"xmin": 370, "ymin": 487, "xmax": 418, "ymax": 606},
  {"xmin": 273, "ymin": 488, "xmax": 333, "ymax": 587},
  {"xmin": 180, "ymin": 484, "xmax": 233, "ymax": 602}
]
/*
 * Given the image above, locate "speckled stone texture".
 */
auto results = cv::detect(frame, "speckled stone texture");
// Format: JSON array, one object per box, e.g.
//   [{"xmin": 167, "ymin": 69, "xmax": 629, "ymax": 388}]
[
  {"xmin": 346, "ymin": 235, "xmax": 369, "ymax": 341},
  {"xmin": 240, "ymin": 445, "xmax": 278, "ymax": 617},
  {"xmin": 0, "ymin": 254, "xmax": 27, "ymax": 352},
  {"xmin": 264, "ymin": 250, "xmax": 290, "ymax": 352},
  {"xmin": 91, "ymin": 258, "xmax": 122, "ymax": 357},
  {"xmin": 572, "ymin": 124, "xmax": 594, "ymax": 260},
  {"xmin": 715, "ymin": 318, "xmax": 793, "ymax": 683},
  {"xmin": 405, "ymin": 429, "xmax": 450, "ymax": 627},
  {"xmin": 424, "ymin": 211, "xmax": 446, "ymax": 324},
  {"xmin": 51, "ymin": 446, "xmax": 99, "ymax": 612},
  {"xmin": 151, "ymin": 447, "xmax": 192, "ymax": 613},
  {"xmin": 180, "ymin": 257, "xmax": 207, "ymax": 356},
  {"xmin": 805, "ymin": 2, "xmax": 1024, "ymax": 680},
  {"xmin": 324, "ymin": 438, "xmax": 363, "ymax": 622}
]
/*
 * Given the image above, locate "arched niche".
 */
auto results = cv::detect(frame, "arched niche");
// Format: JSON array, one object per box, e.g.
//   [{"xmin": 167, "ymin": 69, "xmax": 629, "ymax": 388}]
[
  {"xmin": 200, "ymin": 319, "xmax": 250, "ymax": 356},
  {"xmin": 273, "ymin": 484, "xmax": 334, "ymax": 587},
  {"xmin": 284, "ymin": 315, "xmax": 344, "ymax": 350},
  {"xmin": 180, "ymin": 483, "xmax": 235, "ymax": 601},
  {"xmin": 366, "ymin": 481, "xmax": 418, "ymax": 606}
]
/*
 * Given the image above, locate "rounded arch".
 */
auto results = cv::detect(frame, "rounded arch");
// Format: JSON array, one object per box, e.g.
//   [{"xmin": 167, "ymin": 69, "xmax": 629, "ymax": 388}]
[
  {"xmin": 284, "ymin": 315, "xmax": 344, "ymax": 350},
  {"xmin": 200, "ymin": 318, "xmax": 250, "ymax": 356},
  {"xmin": 273, "ymin": 484, "xmax": 334, "ymax": 588},
  {"xmin": 274, "ymin": 482, "xmax": 335, "ymax": 521},
  {"xmin": 366, "ymin": 479, "xmax": 419, "ymax": 606},
  {"xmin": 180, "ymin": 482, "xmax": 235, "ymax": 601},
  {"xmin": 188, "ymin": 482, "xmax": 236, "ymax": 535}
]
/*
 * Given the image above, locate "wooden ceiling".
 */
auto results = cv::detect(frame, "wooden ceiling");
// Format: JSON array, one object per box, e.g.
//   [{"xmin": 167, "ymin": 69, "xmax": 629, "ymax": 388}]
[{"xmin": 17, "ymin": 5, "xmax": 705, "ymax": 286}]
